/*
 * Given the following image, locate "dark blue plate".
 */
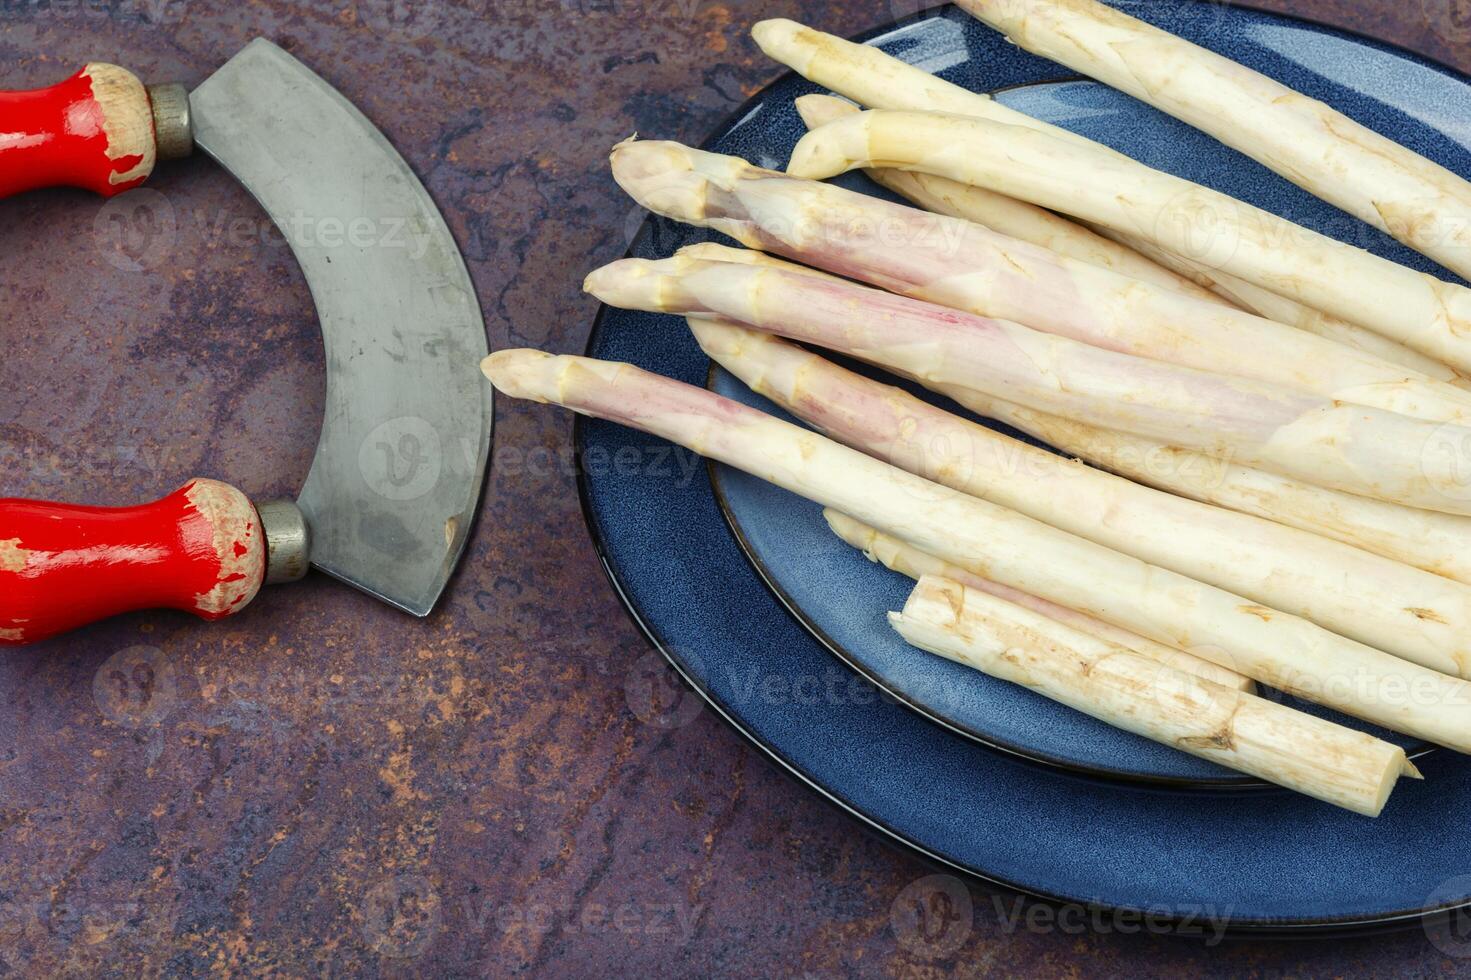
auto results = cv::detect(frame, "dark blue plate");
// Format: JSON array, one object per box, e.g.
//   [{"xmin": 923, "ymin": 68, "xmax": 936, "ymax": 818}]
[
  {"xmin": 578, "ymin": 2, "xmax": 1471, "ymax": 928},
  {"xmin": 710, "ymin": 360, "xmax": 1430, "ymax": 787}
]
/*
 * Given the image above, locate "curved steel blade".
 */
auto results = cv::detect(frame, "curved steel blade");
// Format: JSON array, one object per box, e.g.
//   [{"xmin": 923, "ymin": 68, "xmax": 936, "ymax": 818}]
[{"xmin": 189, "ymin": 39, "xmax": 492, "ymax": 616}]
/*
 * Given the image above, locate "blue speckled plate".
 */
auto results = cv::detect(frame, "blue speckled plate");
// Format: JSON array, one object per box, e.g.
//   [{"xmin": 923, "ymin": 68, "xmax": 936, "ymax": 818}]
[
  {"xmin": 709, "ymin": 358, "xmax": 1430, "ymax": 787},
  {"xmin": 578, "ymin": 2, "xmax": 1471, "ymax": 927}
]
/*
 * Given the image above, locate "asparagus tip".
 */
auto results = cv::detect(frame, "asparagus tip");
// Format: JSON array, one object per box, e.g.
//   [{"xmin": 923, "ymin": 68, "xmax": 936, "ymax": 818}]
[
  {"xmin": 787, "ymin": 118, "xmax": 861, "ymax": 180},
  {"xmin": 676, "ymin": 242, "xmax": 753, "ymax": 263},
  {"xmin": 751, "ymin": 18, "xmax": 801, "ymax": 52},
  {"xmin": 822, "ymin": 509, "xmax": 868, "ymax": 546},
  {"xmin": 584, "ymin": 258, "xmax": 667, "ymax": 312},
  {"xmin": 609, "ymin": 140, "xmax": 716, "ymax": 223},
  {"xmin": 686, "ymin": 316, "xmax": 745, "ymax": 358},
  {"xmin": 794, "ymin": 94, "xmax": 859, "ymax": 131},
  {"xmin": 480, "ymin": 349, "xmax": 560, "ymax": 403}
]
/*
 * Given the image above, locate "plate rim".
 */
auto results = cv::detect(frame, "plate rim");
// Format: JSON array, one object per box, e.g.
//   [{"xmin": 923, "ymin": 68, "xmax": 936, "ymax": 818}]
[
  {"xmin": 574, "ymin": 0, "xmax": 1471, "ymax": 933},
  {"xmin": 576, "ymin": 409, "xmax": 1470, "ymax": 936},
  {"xmin": 706, "ymin": 449, "xmax": 1271, "ymax": 790}
]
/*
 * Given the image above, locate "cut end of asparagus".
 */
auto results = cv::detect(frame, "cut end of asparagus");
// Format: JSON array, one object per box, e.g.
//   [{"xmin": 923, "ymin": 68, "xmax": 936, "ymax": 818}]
[
  {"xmin": 794, "ymin": 93, "xmax": 861, "ymax": 130},
  {"xmin": 1404, "ymin": 757, "xmax": 1425, "ymax": 780},
  {"xmin": 893, "ymin": 572, "xmax": 1409, "ymax": 817},
  {"xmin": 787, "ymin": 114, "xmax": 868, "ymax": 181}
]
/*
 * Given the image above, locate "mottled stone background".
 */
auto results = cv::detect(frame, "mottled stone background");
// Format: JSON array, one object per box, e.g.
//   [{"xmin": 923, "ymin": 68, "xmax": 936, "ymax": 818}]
[{"xmin": 1, "ymin": 0, "xmax": 1468, "ymax": 975}]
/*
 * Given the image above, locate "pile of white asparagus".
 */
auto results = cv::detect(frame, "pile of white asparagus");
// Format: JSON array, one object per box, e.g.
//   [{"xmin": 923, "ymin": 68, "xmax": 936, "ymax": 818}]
[{"xmin": 484, "ymin": 1, "xmax": 1471, "ymax": 816}]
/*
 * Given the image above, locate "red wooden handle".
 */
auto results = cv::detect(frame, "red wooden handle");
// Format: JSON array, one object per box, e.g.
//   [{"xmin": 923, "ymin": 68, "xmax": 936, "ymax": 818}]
[
  {"xmin": 0, "ymin": 63, "xmax": 159, "ymax": 199},
  {"xmin": 0, "ymin": 480, "xmax": 266, "ymax": 646}
]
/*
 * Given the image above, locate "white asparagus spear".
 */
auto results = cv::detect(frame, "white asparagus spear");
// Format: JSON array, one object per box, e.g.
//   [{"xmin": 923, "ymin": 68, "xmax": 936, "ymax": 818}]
[
  {"xmin": 610, "ymin": 139, "xmax": 1471, "ymax": 425},
  {"xmin": 764, "ymin": 25, "xmax": 1471, "ymax": 384},
  {"xmin": 674, "ymin": 272, "xmax": 1471, "ymax": 580},
  {"xmin": 696, "ymin": 247, "xmax": 1471, "ymax": 585},
  {"xmin": 695, "ymin": 315, "xmax": 1471, "ymax": 677},
  {"xmin": 933, "ymin": 382, "xmax": 1471, "ymax": 588},
  {"xmin": 589, "ymin": 249, "xmax": 1471, "ymax": 515},
  {"xmin": 797, "ymin": 91, "xmax": 1469, "ymax": 390},
  {"xmin": 752, "ymin": 17, "xmax": 1107, "ymax": 155},
  {"xmin": 787, "ymin": 109, "xmax": 1471, "ymax": 374},
  {"xmin": 958, "ymin": 0, "xmax": 1471, "ymax": 283},
  {"xmin": 891, "ymin": 575, "xmax": 1417, "ymax": 817},
  {"xmin": 826, "ymin": 510, "xmax": 1256, "ymax": 691},
  {"xmin": 481, "ymin": 348, "xmax": 1471, "ymax": 752},
  {"xmin": 1090, "ymin": 225, "xmax": 1471, "ymax": 387},
  {"xmin": 792, "ymin": 93, "xmax": 1228, "ymax": 305}
]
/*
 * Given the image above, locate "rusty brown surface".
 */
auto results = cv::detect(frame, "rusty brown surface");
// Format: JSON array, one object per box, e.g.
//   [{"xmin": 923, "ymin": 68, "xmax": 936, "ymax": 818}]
[{"xmin": 1, "ymin": 0, "xmax": 1469, "ymax": 976}]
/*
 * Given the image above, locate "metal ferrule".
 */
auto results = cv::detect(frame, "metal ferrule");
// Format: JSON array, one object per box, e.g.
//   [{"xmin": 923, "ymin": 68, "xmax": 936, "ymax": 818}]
[
  {"xmin": 257, "ymin": 500, "xmax": 311, "ymax": 585},
  {"xmin": 146, "ymin": 83, "xmax": 194, "ymax": 161}
]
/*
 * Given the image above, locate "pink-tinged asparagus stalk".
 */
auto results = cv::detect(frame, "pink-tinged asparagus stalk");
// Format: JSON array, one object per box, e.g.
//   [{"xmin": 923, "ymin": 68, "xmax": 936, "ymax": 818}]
[
  {"xmin": 958, "ymin": 0, "xmax": 1471, "ymax": 283},
  {"xmin": 695, "ymin": 316, "xmax": 1471, "ymax": 678},
  {"xmin": 656, "ymin": 137, "xmax": 1471, "ymax": 585},
  {"xmin": 764, "ymin": 27, "xmax": 1470, "ymax": 387},
  {"xmin": 610, "ymin": 139, "xmax": 1471, "ymax": 426},
  {"xmin": 892, "ymin": 575, "xmax": 1417, "ymax": 817},
  {"xmin": 797, "ymin": 96, "xmax": 1467, "ymax": 389},
  {"xmin": 826, "ymin": 511, "xmax": 1256, "ymax": 690},
  {"xmin": 787, "ymin": 109, "xmax": 1471, "ymax": 374},
  {"xmin": 588, "ymin": 247, "xmax": 1471, "ymax": 516},
  {"xmin": 932, "ymin": 383, "xmax": 1471, "ymax": 588},
  {"xmin": 481, "ymin": 348, "xmax": 1471, "ymax": 753},
  {"xmin": 792, "ymin": 93, "xmax": 1228, "ymax": 306}
]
